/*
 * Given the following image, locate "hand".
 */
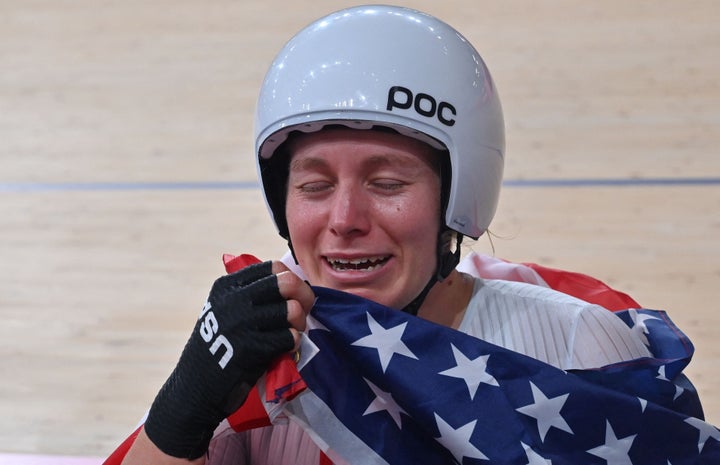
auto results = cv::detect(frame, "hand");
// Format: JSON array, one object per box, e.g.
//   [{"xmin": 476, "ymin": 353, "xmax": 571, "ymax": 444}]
[{"xmin": 143, "ymin": 261, "xmax": 314, "ymax": 459}]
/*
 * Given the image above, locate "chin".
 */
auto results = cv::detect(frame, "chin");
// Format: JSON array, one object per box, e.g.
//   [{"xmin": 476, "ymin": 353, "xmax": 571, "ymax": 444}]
[{"xmin": 338, "ymin": 287, "xmax": 402, "ymax": 309}]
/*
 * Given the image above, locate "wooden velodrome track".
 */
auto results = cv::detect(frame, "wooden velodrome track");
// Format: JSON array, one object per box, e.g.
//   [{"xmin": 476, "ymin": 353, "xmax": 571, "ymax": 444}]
[{"xmin": 1, "ymin": 0, "xmax": 718, "ymax": 461}]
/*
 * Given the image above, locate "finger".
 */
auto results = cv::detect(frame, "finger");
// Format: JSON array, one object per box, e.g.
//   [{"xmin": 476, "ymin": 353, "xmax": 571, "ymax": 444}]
[
  {"xmin": 270, "ymin": 261, "xmax": 315, "ymax": 312},
  {"xmin": 288, "ymin": 328, "xmax": 303, "ymax": 352},
  {"xmin": 243, "ymin": 301, "xmax": 289, "ymax": 331},
  {"xmin": 259, "ymin": 328, "xmax": 296, "ymax": 356},
  {"xmin": 240, "ymin": 274, "xmax": 282, "ymax": 305},
  {"xmin": 275, "ymin": 270, "xmax": 315, "ymax": 313},
  {"xmin": 211, "ymin": 261, "xmax": 273, "ymax": 294},
  {"xmin": 286, "ymin": 299, "xmax": 307, "ymax": 332},
  {"xmin": 271, "ymin": 260, "xmax": 291, "ymax": 275}
]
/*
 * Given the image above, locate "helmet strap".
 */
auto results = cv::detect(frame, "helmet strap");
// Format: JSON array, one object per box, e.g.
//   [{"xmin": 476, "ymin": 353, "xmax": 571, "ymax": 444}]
[
  {"xmin": 287, "ymin": 239, "xmax": 300, "ymax": 265},
  {"xmin": 402, "ymin": 230, "xmax": 463, "ymax": 316},
  {"xmin": 436, "ymin": 230, "xmax": 463, "ymax": 281}
]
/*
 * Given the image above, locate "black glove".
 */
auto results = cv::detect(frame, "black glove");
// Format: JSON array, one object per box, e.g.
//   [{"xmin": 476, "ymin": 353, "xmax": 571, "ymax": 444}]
[{"xmin": 143, "ymin": 261, "xmax": 296, "ymax": 459}]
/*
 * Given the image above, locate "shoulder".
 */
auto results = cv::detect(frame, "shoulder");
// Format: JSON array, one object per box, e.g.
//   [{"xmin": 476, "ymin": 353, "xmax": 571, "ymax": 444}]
[
  {"xmin": 472, "ymin": 277, "xmax": 597, "ymax": 316},
  {"xmin": 462, "ymin": 277, "xmax": 650, "ymax": 369}
]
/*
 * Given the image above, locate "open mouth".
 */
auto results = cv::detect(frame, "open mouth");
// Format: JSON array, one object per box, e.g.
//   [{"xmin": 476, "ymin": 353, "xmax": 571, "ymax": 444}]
[{"xmin": 325, "ymin": 255, "xmax": 390, "ymax": 272}]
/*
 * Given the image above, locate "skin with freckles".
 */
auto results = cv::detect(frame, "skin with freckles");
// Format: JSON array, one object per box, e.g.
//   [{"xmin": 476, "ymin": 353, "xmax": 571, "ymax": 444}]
[{"xmin": 285, "ymin": 128, "xmax": 444, "ymax": 311}]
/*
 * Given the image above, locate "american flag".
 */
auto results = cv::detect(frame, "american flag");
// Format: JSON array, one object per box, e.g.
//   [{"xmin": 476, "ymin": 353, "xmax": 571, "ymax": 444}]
[
  {"xmin": 103, "ymin": 254, "xmax": 720, "ymax": 464},
  {"xmin": 283, "ymin": 286, "xmax": 719, "ymax": 464}
]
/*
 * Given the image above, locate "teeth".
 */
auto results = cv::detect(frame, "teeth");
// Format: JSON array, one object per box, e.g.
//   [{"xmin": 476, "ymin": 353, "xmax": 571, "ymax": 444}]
[
  {"xmin": 327, "ymin": 256, "xmax": 389, "ymax": 271},
  {"xmin": 330, "ymin": 256, "xmax": 385, "ymax": 265}
]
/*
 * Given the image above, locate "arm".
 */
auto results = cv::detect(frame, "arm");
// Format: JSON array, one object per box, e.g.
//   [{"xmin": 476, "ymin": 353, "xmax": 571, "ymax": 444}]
[
  {"xmin": 122, "ymin": 428, "xmax": 206, "ymax": 465},
  {"xmin": 119, "ymin": 261, "xmax": 314, "ymax": 464}
]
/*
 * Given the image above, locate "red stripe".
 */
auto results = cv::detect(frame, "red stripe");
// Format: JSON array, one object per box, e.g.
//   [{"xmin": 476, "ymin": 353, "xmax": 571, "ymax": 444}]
[
  {"xmin": 523, "ymin": 262, "xmax": 641, "ymax": 311},
  {"xmin": 227, "ymin": 386, "xmax": 272, "ymax": 431},
  {"xmin": 102, "ymin": 426, "xmax": 142, "ymax": 465},
  {"xmin": 223, "ymin": 253, "xmax": 262, "ymax": 272}
]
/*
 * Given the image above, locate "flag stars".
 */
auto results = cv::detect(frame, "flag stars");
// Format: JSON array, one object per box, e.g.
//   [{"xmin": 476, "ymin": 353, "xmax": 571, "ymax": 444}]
[
  {"xmin": 362, "ymin": 378, "xmax": 407, "ymax": 429},
  {"xmin": 627, "ymin": 309, "xmax": 662, "ymax": 346},
  {"xmin": 439, "ymin": 344, "xmax": 498, "ymax": 400},
  {"xmin": 434, "ymin": 414, "xmax": 489, "ymax": 462},
  {"xmin": 352, "ymin": 312, "xmax": 418, "ymax": 372},
  {"xmin": 516, "ymin": 382, "xmax": 573, "ymax": 442},
  {"xmin": 656, "ymin": 366, "xmax": 684, "ymax": 400},
  {"xmin": 297, "ymin": 314, "xmax": 326, "ymax": 370},
  {"xmin": 522, "ymin": 442, "xmax": 553, "ymax": 465},
  {"xmin": 685, "ymin": 417, "xmax": 720, "ymax": 453},
  {"xmin": 586, "ymin": 420, "xmax": 636, "ymax": 465},
  {"xmin": 306, "ymin": 313, "xmax": 329, "ymax": 332}
]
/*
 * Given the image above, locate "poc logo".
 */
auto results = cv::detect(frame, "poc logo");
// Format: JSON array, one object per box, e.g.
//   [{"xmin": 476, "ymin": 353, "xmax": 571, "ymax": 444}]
[
  {"xmin": 198, "ymin": 300, "xmax": 233, "ymax": 369},
  {"xmin": 386, "ymin": 86, "xmax": 457, "ymax": 127}
]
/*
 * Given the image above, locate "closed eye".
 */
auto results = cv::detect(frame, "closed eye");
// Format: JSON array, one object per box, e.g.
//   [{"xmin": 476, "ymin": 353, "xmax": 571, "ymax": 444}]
[
  {"xmin": 371, "ymin": 179, "xmax": 406, "ymax": 191},
  {"xmin": 297, "ymin": 181, "xmax": 333, "ymax": 194}
]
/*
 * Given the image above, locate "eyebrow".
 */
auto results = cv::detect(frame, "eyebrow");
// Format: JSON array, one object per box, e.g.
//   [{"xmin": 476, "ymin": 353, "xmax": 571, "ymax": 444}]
[{"xmin": 289, "ymin": 156, "xmax": 329, "ymax": 173}]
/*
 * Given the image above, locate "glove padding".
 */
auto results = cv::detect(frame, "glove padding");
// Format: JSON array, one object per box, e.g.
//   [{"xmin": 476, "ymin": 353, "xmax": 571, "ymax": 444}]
[{"xmin": 143, "ymin": 261, "xmax": 295, "ymax": 459}]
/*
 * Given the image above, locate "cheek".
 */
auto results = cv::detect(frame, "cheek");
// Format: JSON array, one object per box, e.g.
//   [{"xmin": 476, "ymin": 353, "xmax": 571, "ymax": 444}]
[
  {"xmin": 285, "ymin": 198, "xmax": 314, "ymax": 239},
  {"xmin": 285, "ymin": 194, "xmax": 333, "ymax": 268},
  {"xmin": 394, "ymin": 187, "xmax": 441, "ymax": 227},
  {"xmin": 382, "ymin": 194, "xmax": 441, "ymax": 249}
]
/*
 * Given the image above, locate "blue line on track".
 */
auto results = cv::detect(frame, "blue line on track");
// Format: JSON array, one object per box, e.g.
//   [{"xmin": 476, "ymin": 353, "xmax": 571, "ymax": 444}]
[
  {"xmin": 502, "ymin": 177, "xmax": 720, "ymax": 187},
  {"xmin": 0, "ymin": 181, "xmax": 258, "ymax": 192},
  {"xmin": 1, "ymin": 177, "xmax": 719, "ymax": 192}
]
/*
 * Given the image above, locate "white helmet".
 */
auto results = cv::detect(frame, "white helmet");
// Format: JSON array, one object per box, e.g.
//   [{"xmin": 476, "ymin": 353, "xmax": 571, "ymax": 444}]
[{"xmin": 255, "ymin": 4, "xmax": 505, "ymax": 240}]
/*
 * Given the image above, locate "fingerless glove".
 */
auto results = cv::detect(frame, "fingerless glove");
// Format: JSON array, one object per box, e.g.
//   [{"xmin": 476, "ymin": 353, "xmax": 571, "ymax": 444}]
[{"xmin": 143, "ymin": 261, "xmax": 295, "ymax": 458}]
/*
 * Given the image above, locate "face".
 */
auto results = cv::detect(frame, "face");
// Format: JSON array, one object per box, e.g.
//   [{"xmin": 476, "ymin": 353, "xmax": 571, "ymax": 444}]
[{"xmin": 285, "ymin": 128, "xmax": 442, "ymax": 310}]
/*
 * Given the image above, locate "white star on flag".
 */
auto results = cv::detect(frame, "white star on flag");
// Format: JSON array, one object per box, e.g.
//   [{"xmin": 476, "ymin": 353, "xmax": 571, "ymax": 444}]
[
  {"xmin": 516, "ymin": 382, "xmax": 573, "ymax": 442},
  {"xmin": 438, "ymin": 344, "xmax": 498, "ymax": 400},
  {"xmin": 685, "ymin": 416, "xmax": 720, "ymax": 453},
  {"xmin": 434, "ymin": 413, "xmax": 488, "ymax": 462},
  {"xmin": 352, "ymin": 312, "xmax": 418, "ymax": 372},
  {"xmin": 586, "ymin": 420, "xmax": 636, "ymax": 465},
  {"xmin": 362, "ymin": 378, "xmax": 407, "ymax": 428},
  {"xmin": 628, "ymin": 309, "xmax": 662, "ymax": 345},
  {"xmin": 522, "ymin": 442, "xmax": 552, "ymax": 465},
  {"xmin": 656, "ymin": 366, "xmax": 684, "ymax": 400},
  {"xmin": 297, "ymin": 332, "xmax": 321, "ymax": 371},
  {"xmin": 306, "ymin": 313, "xmax": 329, "ymax": 332}
]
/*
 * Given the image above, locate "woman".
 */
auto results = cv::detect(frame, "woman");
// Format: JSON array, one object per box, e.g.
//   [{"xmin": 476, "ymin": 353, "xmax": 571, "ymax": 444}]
[{"xmin": 119, "ymin": 5, "xmax": 652, "ymax": 464}]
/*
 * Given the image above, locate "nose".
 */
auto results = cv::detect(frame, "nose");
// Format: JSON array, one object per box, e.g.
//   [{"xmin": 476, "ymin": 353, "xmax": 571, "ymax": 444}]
[{"xmin": 328, "ymin": 183, "xmax": 370, "ymax": 237}]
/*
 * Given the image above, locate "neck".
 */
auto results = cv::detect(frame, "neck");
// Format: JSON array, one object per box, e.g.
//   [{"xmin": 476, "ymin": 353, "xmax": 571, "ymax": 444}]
[{"xmin": 416, "ymin": 269, "xmax": 474, "ymax": 329}]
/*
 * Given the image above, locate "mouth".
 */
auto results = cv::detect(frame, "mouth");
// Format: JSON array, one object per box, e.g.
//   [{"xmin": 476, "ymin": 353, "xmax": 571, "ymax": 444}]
[{"xmin": 325, "ymin": 255, "xmax": 391, "ymax": 272}]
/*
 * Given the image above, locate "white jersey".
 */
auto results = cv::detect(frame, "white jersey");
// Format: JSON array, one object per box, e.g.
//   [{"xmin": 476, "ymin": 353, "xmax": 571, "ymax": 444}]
[
  {"xmin": 207, "ymin": 253, "xmax": 651, "ymax": 464},
  {"xmin": 460, "ymin": 277, "xmax": 650, "ymax": 369}
]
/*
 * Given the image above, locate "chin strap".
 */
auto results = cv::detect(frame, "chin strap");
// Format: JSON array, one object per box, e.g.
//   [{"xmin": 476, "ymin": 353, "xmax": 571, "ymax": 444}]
[
  {"xmin": 401, "ymin": 232, "xmax": 463, "ymax": 316},
  {"xmin": 287, "ymin": 239, "xmax": 299, "ymax": 265}
]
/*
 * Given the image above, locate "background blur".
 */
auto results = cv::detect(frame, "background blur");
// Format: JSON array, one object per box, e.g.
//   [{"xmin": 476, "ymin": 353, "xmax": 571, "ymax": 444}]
[{"xmin": 1, "ymin": 0, "xmax": 718, "ymax": 459}]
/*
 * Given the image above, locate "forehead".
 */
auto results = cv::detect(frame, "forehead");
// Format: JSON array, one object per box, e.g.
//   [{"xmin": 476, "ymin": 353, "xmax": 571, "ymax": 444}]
[{"xmin": 286, "ymin": 127, "xmax": 441, "ymax": 171}]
